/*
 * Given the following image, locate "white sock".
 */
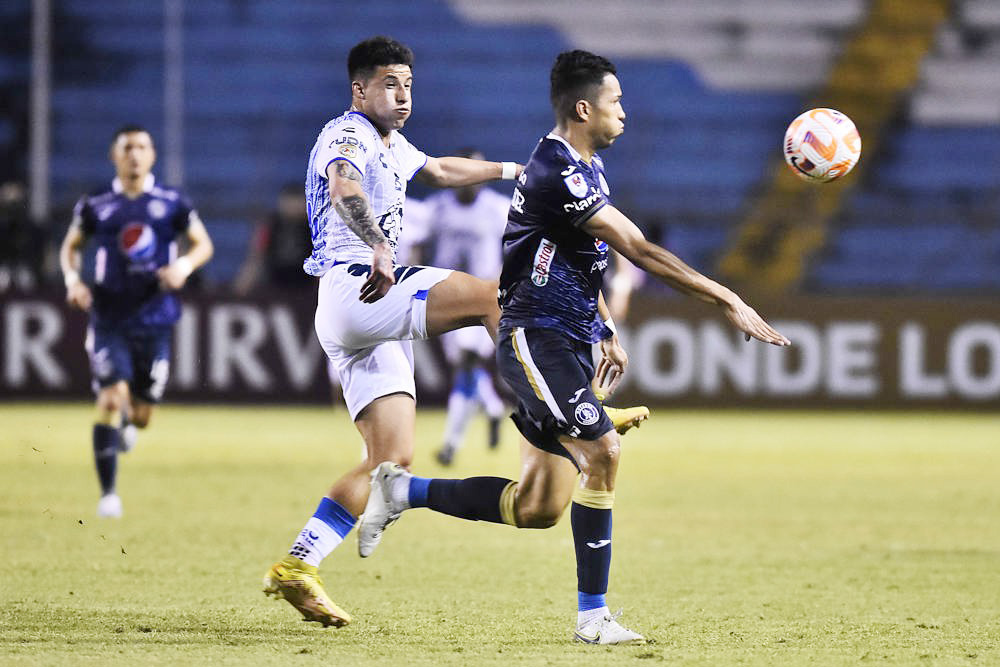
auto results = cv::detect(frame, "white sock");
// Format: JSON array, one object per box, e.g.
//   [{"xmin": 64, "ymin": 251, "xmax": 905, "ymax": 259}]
[
  {"xmin": 390, "ymin": 471, "xmax": 412, "ymax": 510},
  {"xmin": 476, "ymin": 371, "xmax": 505, "ymax": 418},
  {"xmin": 442, "ymin": 392, "xmax": 475, "ymax": 450},
  {"xmin": 288, "ymin": 517, "xmax": 344, "ymax": 567},
  {"xmin": 577, "ymin": 606, "xmax": 610, "ymax": 627}
]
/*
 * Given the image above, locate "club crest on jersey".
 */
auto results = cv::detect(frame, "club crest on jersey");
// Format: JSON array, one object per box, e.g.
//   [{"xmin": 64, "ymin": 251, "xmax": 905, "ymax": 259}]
[
  {"xmin": 564, "ymin": 172, "xmax": 588, "ymax": 198},
  {"xmin": 531, "ymin": 238, "xmax": 556, "ymax": 286},
  {"xmin": 119, "ymin": 222, "xmax": 157, "ymax": 262},
  {"xmin": 146, "ymin": 199, "xmax": 167, "ymax": 219},
  {"xmin": 574, "ymin": 402, "xmax": 600, "ymax": 426},
  {"xmin": 339, "ymin": 144, "xmax": 358, "ymax": 158}
]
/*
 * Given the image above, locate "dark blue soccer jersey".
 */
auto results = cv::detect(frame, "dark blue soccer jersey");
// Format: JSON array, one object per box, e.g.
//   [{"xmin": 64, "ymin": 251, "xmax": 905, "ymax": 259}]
[
  {"xmin": 74, "ymin": 176, "xmax": 198, "ymax": 328},
  {"xmin": 499, "ymin": 134, "xmax": 613, "ymax": 343}
]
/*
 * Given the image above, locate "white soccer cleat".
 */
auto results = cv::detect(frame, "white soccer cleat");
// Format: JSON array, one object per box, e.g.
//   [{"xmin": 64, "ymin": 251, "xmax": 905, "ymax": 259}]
[
  {"xmin": 119, "ymin": 424, "xmax": 138, "ymax": 453},
  {"xmin": 574, "ymin": 610, "xmax": 646, "ymax": 645},
  {"xmin": 96, "ymin": 493, "xmax": 123, "ymax": 519},
  {"xmin": 357, "ymin": 462, "xmax": 409, "ymax": 558}
]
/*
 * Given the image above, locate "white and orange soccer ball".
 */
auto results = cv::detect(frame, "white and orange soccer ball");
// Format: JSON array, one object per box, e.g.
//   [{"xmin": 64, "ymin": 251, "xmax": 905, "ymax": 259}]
[{"xmin": 783, "ymin": 108, "xmax": 861, "ymax": 183}]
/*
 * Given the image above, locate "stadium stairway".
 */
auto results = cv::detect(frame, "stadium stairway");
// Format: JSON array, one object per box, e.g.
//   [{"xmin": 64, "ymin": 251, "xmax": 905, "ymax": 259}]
[{"xmin": 716, "ymin": 0, "xmax": 952, "ymax": 294}]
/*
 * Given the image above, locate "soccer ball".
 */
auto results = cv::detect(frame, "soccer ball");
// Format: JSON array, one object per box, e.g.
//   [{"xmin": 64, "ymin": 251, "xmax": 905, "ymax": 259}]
[{"xmin": 783, "ymin": 108, "xmax": 861, "ymax": 183}]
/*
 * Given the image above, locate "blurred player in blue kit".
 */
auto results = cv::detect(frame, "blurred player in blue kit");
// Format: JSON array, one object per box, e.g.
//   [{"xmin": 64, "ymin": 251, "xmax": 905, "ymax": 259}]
[
  {"xmin": 59, "ymin": 125, "xmax": 214, "ymax": 519},
  {"xmin": 360, "ymin": 50, "xmax": 790, "ymax": 644}
]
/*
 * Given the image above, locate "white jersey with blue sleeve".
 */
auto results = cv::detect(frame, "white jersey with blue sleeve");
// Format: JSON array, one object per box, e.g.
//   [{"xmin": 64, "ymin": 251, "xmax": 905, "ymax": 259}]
[{"xmin": 303, "ymin": 110, "xmax": 427, "ymax": 276}]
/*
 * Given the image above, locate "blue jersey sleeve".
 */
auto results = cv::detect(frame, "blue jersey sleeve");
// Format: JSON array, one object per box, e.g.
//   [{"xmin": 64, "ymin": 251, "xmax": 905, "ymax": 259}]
[
  {"xmin": 73, "ymin": 196, "xmax": 96, "ymax": 235},
  {"xmin": 171, "ymin": 194, "xmax": 197, "ymax": 234}
]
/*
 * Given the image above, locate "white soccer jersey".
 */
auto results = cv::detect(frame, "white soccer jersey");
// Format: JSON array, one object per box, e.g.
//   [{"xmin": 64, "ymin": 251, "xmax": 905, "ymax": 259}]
[
  {"xmin": 304, "ymin": 110, "xmax": 427, "ymax": 276},
  {"xmin": 420, "ymin": 188, "xmax": 510, "ymax": 280}
]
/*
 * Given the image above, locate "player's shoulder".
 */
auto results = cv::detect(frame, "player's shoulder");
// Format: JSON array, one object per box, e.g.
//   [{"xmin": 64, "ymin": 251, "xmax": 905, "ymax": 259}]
[
  {"xmin": 527, "ymin": 136, "xmax": 580, "ymax": 181},
  {"xmin": 317, "ymin": 111, "xmax": 379, "ymax": 164},
  {"xmin": 534, "ymin": 135, "xmax": 575, "ymax": 166},
  {"xmin": 149, "ymin": 182, "xmax": 184, "ymax": 202},
  {"xmin": 320, "ymin": 111, "xmax": 378, "ymax": 143}
]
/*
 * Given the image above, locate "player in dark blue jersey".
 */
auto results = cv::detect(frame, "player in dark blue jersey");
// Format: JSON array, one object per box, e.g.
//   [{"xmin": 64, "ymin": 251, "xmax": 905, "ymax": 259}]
[
  {"xmin": 59, "ymin": 125, "xmax": 214, "ymax": 518},
  {"xmin": 359, "ymin": 50, "xmax": 789, "ymax": 644}
]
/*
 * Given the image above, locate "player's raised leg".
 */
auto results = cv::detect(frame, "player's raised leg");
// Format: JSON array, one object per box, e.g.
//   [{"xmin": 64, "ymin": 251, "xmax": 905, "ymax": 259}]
[{"xmin": 424, "ymin": 271, "xmax": 500, "ymax": 340}]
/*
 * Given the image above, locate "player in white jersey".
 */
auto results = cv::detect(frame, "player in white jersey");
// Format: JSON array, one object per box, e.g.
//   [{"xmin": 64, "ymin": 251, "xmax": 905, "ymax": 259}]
[
  {"xmin": 261, "ymin": 36, "xmax": 525, "ymax": 628},
  {"xmin": 407, "ymin": 149, "xmax": 509, "ymax": 465}
]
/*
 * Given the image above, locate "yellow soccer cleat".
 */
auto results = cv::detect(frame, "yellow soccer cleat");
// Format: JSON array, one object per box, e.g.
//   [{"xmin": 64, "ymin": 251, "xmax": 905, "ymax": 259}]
[
  {"xmin": 263, "ymin": 555, "xmax": 351, "ymax": 627},
  {"xmin": 600, "ymin": 401, "xmax": 650, "ymax": 435}
]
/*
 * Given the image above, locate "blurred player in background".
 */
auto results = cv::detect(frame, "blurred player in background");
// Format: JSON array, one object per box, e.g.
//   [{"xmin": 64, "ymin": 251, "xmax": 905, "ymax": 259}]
[
  {"xmin": 359, "ymin": 50, "xmax": 789, "ymax": 644},
  {"xmin": 262, "ymin": 35, "xmax": 525, "ymax": 627},
  {"xmin": 59, "ymin": 124, "xmax": 214, "ymax": 518},
  {"xmin": 405, "ymin": 150, "xmax": 509, "ymax": 466},
  {"xmin": 232, "ymin": 182, "xmax": 314, "ymax": 296}
]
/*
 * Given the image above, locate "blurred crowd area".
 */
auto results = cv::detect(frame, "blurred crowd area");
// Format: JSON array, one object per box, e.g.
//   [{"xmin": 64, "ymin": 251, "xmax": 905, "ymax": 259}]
[{"xmin": 1, "ymin": 0, "xmax": 998, "ymax": 299}]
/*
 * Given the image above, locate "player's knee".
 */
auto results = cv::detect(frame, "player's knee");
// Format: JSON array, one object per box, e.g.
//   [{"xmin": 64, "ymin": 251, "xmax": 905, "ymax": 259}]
[
  {"xmin": 580, "ymin": 435, "xmax": 620, "ymax": 478},
  {"xmin": 96, "ymin": 388, "xmax": 126, "ymax": 415}
]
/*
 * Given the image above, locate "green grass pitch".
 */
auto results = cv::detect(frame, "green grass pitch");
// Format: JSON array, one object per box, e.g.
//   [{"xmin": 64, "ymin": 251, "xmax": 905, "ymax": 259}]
[{"xmin": 1, "ymin": 402, "xmax": 998, "ymax": 666}]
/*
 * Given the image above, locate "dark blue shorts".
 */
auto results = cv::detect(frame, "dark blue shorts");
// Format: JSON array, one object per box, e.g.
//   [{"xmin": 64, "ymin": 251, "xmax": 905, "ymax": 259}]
[
  {"xmin": 496, "ymin": 326, "xmax": 614, "ymax": 465},
  {"xmin": 86, "ymin": 325, "xmax": 172, "ymax": 403}
]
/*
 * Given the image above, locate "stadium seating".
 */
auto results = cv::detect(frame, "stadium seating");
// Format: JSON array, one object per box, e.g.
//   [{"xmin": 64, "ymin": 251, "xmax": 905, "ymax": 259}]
[{"xmin": 31, "ymin": 0, "xmax": 999, "ymax": 291}]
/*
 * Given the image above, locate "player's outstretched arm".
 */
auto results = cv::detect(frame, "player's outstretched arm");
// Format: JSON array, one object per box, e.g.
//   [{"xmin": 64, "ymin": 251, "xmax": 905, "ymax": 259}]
[
  {"xmin": 327, "ymin": 159, "xmax": 394, "ymax": 303},
  {"xmin": 414, "ymin": 156, "xmax": 522, "ymax": 188},
  {"xmin": 583, "ymin": 206, "xmax": 790, "ymax": 347},
  {"xmin": 59, "ymin": 220, "xmax": 92, "ymax": 311}
]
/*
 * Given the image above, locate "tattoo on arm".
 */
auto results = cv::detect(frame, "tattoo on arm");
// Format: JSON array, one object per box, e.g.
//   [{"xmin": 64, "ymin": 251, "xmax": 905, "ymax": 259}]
[{"xmin": 332, "ymin": 160, "xmax": 387, "ymax": 248}]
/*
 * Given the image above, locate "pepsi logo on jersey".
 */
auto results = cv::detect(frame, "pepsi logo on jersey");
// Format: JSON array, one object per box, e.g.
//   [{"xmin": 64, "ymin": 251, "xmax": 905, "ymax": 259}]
[{"xmin": 119, "ymin": 222, "xmax": 157, "ymax": 262}]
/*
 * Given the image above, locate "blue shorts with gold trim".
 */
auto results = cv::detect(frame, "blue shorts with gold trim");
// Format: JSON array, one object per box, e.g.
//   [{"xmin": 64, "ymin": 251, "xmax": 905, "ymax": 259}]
[{"xmin": 496, "ymin": 326, "xmax": 614, "ymax": 465}]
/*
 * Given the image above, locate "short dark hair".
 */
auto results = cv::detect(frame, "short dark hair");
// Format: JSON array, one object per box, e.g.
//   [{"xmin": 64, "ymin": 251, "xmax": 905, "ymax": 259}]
[
  {"xmin": 348, "ymin": 36, "xmax": 414, "ymax": 82},
  {"xmin": 111, "ymin": 124, "xmax": 152, "ymax": 146},
  {"xmin": 550, "ymin": 50, "xmax": 617, "ymax": 121},
  {"xmin": 111, "ymin": 123, "xmax": 156, "ymax": 146}
]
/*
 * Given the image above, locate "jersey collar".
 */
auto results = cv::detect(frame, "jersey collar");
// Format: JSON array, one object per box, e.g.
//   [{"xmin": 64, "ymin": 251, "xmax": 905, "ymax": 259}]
[
  {"xmin": 545, "ymin": 132, "xmax": 586, "ymax": 165},
  {"xmin": 112, "ymin": 173, "xmax": 155, "ymax": 194}
]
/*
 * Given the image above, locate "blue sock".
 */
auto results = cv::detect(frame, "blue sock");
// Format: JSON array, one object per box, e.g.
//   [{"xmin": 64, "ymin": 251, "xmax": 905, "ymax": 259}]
[
  {"xmin": 313, "ymin": 497, "xmax": 356, "ymax": 538},
  {"xmin": 571, "ymin": 502, "xmax": 613, "ymax": 609},
  {"xmin": 408, "ymin": 475, "xmax": 431, "ymax": 508},
  {"xmin": 455, "ymin": 369, "xmax": 477, "ymax": 398},
  {"xmin": 578, "ymin": 591, "xmax": 607, "ymax": 612},
  {"xmin": 92, "ymin": 424, "xmax": 120, "ymax": 495}
]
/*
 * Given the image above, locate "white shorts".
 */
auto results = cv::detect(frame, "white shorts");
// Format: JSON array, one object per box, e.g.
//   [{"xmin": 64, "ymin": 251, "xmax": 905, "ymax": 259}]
[
  {"xmin": 440, "ymin": 326, "xmax": 495, "ymax": 365},
  {"xmin": 315, "ymin": 263, "xmax": 452, "ymax": 419}
]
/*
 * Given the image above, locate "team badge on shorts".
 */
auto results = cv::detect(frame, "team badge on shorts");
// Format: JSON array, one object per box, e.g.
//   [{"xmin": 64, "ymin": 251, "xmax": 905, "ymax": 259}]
[
  {"xmin": 575, "ymin": 402, "xmax": 600, "ymax": 426},
  {"xmin": 564, "ymin": 172, "xmax": 588, "ymax": 198}
]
